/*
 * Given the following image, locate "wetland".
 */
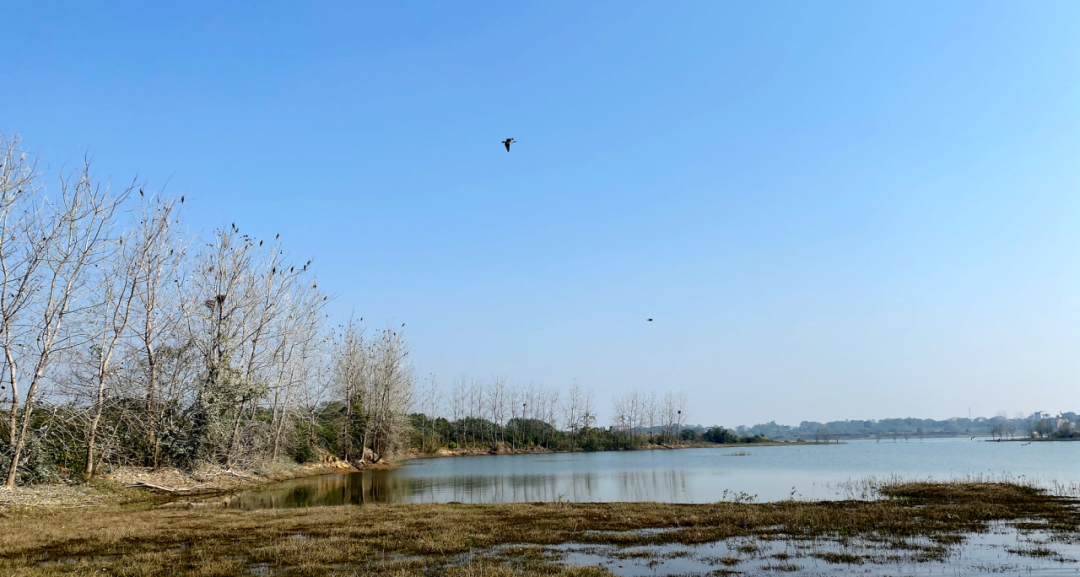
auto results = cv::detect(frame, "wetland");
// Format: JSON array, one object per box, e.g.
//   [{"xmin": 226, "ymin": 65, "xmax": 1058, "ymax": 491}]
[{"xmin": 4, "ymin": 439, "xmax": 1080, "ymax": 576}]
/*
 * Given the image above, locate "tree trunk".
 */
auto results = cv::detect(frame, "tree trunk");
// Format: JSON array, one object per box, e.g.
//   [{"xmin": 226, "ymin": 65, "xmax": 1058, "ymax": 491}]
[{"xmin": 84, "ymin": 374, "xmax": 108, "ymax": 478}]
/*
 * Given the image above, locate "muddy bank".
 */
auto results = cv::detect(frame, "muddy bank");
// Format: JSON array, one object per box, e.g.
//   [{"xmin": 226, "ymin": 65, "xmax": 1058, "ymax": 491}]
[{"xmin": 0, "ymin": 459, "xmax": 361, "ymax": 511}]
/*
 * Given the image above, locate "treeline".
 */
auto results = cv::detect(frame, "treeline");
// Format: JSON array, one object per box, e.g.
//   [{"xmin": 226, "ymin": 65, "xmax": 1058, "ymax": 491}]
[
  {"xmin": 403, "ymin": 380, "xmax": 767, "ymax": 452},
  {"xmin": 731, "ymin": 412, "xmax": 1080, "ymax": 440},
  {"xmin": 0, "ymin": 135, "xmax": 415, "ymax": 487}
]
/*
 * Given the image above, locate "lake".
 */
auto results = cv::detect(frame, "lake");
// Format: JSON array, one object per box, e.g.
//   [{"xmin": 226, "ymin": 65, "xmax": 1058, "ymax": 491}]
[{"xmin": 221, "ymin": 438, "xmax": 1080, "ymax": 510}]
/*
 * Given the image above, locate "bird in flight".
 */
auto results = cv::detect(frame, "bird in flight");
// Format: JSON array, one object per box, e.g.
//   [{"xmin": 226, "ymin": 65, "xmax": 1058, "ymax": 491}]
[
  {"xmin": 647, "ymin": 318, "xmax": 653, "ymax": 322},
  {"xmin": 502, "ymin": 138, "xmax": 516, "ymax": 152}
]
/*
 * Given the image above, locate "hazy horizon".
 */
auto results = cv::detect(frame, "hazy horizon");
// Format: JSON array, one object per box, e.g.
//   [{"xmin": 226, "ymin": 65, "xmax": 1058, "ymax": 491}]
[{"xmin": 4, "ymin": 1, "xmax": 1078, "ymax": 426}]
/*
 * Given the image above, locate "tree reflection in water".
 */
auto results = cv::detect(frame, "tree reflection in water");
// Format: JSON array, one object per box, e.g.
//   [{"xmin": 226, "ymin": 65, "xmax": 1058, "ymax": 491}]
[{"xmin": 221, "ymin": 468, "xmax": 691, "ymax": 510}]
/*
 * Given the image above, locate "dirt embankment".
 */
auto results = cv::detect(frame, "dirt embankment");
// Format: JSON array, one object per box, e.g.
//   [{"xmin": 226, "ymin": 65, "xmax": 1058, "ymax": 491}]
[
  {"xmin": 108, "ymin": 459, "xmax": 356, "ymax": 493},
  {"xmin": 0, "ymin": 457, "xmax": 362, "ymax": 511}
]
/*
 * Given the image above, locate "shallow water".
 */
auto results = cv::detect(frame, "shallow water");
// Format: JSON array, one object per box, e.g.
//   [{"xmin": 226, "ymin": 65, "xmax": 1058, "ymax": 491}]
[
  {"xmin": 529, "ymin": 523, "xmax": 1080, "ymax": 576},
  {"xmin": 220, "ymin": 438, "xmax": 1080, "ymax": 509}
]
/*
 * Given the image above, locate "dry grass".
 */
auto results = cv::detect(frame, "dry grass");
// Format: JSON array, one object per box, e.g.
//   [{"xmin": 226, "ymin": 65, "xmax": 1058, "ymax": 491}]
[
  {"xmin": 0, "ymin": 481, "xmax": 1076, "ymax": 576},
  {"xmin": 99, "ymin": 461, "xmax": 358, "ymax": 496}
]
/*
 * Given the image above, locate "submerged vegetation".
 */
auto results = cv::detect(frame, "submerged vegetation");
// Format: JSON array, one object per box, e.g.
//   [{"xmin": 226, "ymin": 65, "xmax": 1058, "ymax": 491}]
[{"xmin": 1, "ymin": 480, "xmax": 1078, "ymax": 575}]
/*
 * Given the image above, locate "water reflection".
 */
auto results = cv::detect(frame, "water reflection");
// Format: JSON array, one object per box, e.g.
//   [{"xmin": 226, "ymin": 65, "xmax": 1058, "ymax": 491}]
[
  {"xmin": 223, "ymin": 468, "xmax": 697, "ymax": 509},
  {"xmin": 219, "ymin": 439, "xmax": 1080, "ymax": 510}
]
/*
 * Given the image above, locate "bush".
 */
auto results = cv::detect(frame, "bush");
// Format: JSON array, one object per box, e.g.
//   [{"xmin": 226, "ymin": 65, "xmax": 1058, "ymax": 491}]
[
  {"xmin": 0, "ymin": 432, "xmax": 64, "ymax": 485},
  {"xmin": 702, "ymin": 427, "xmax": 740, "ymax": 444},
  {"xmin": 295, "ymin": 444, "xmax": 316, "ymax": 463},
  {"xmin": 447, "ymin": 442, "xmax": 457, "ymax": 449}
]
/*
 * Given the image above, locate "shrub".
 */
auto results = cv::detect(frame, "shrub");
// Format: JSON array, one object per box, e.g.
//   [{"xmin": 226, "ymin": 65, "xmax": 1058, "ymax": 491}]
[{"xmin": 295, "ymin": 444, "xmax": 316, "ymax": 463}]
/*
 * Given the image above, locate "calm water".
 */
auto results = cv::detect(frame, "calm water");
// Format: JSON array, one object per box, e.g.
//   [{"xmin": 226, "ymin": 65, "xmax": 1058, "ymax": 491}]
[
  {"xmin": 544, "ymin": 524, "xmax": 1080, "ymax": 577},
  {"xmin": 221, "ymin": 438, "xmax": 1080, "ymax": 510}
]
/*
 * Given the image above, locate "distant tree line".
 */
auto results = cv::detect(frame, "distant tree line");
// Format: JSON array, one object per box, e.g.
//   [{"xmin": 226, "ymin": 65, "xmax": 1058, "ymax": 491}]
[
  {"xmin": 726, "ymin": 412, "xmax": 1080, "ymax": 441},
  {"xmin": 402, "ymin": 380, "xmax": 767, "ymax": 453}
]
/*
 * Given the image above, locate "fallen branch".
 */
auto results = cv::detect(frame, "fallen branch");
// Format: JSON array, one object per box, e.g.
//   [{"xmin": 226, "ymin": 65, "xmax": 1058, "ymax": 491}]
[
  {"xmin": 126, "ymin": 482, "xmax": 213, "ymax": 493},
  {"xmin": 201, "ymin": 469, "xmax": 255, "ymax": 481}
]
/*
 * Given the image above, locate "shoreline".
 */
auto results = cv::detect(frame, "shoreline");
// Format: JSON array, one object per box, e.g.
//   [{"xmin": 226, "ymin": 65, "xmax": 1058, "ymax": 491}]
[
  {"xmin": 989, "ymin": 437, "xmax": 1080, "ymax": 442},
  {"xmin": 399, "ymin": 439, "xmax": 834, "ymax": 462},
  {"xmin": 1, "ymin": 441, "xmax": 836, "ymax": 511},
  {"xmin": 0, "ymin": 460, "xmax": 362, "ymax": 511}
]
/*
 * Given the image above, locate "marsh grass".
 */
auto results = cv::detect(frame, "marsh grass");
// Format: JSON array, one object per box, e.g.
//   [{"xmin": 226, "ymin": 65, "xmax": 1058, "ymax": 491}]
[
  {"xmin": 1, "ymin": 481, "xmax": 1077, "ymax": 576},
  {"xmin": 825, "ymin": 473, "xmax": 1080, "ymax": 501}
]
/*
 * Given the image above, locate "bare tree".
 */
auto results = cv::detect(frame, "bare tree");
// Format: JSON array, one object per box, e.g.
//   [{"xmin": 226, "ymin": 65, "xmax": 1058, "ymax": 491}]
[
  {"xmin": 298, "ymin": 337, "xmax": 334, "ymax": 455},
  {"xmin": 450, "ymin": 375, "xmax": 467, "ymax": 446},
  {"xmin": 561, "ymin": 380, "xmax": 584, "ymax": 444},
  {"xmin": 363, "ymin": 325, "xmax": 413, "ymax": 459},
  {"xmin": 486, "ymin": 376, "xmax": 507, "ymax": 447},
  {"xmin": 79, "ymin": 224, "xmax": 140, "ymax": 478},
  {"xmin": 420, "ymin": 375, "xmax": 442, "ymax": 451},
  {"xmin": 125, "ymin": 194, "xmax": 187, "ymax": 468},
  {"xmin": 332, "ymin": 320, "xmax": 366, "ymax": 462},
  {"xmin": 2, "ymin": 145, "xmax": 126, "ymax": 488}
]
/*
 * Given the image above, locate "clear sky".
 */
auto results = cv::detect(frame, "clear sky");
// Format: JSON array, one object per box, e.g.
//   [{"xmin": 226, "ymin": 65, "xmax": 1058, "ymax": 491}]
[{"xmin": 4, "ymin": 1, "xmax": 1079, "ymax": 427}]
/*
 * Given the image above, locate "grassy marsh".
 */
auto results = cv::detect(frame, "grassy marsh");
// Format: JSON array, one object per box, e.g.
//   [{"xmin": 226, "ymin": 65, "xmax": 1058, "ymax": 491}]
[{"xmin": 1, "ymin": 481, "xmax": 1078, "ymax": 576}]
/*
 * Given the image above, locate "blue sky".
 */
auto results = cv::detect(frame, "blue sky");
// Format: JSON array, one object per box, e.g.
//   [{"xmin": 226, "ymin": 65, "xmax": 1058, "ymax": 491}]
[{"xmin": 4, "ymin": 1, "xmax": 1079, "ymax": 426}]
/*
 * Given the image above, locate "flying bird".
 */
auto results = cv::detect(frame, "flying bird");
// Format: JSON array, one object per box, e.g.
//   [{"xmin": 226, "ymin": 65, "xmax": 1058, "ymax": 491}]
[
  {"xmin": 647, "ymin": 319, "xmax": 653, "ymax": 322},
  {"xmin": 502, "ymin": 138, "xmax": 516, "ymax": 152}
]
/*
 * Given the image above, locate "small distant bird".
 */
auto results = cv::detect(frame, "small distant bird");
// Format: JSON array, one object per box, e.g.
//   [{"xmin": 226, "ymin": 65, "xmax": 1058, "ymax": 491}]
[
  {"xmin": 647, "ymin": 319, "xmax": 653, "ymax": 322},
  {"xmin": 502, "ymin": 138, "xmax": 516, "ymax": 152},
  {"xmin": 1021, "ymin": 442, "xmax": 1032, "ymax": 446},
  {"xmin": 180, "ymin": 195, "xmax": 185, "ymax": 204},
  {"xmin": 139, "ymin": 189, "xmax": 144, "ymax": 197},
  {"xmin": 970, "ymin": 436, "xmax": 976, "ymax": 440}
]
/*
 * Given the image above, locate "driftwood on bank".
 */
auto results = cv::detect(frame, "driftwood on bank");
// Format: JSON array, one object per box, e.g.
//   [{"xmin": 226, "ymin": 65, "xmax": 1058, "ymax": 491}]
[{"xmin": 125, "ymin": 481, "xmax": 214, "ymax": 494}]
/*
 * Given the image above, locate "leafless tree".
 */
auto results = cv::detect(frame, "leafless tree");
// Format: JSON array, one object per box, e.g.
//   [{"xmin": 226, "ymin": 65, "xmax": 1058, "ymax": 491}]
[
  {"xmin": 450, "ymin": 375, "xmax": 467, "ymax": 445},
  {"xmin": 486, "ymin": 376, "xmax": 507, "ymax": 447},
  {"xmin": 2, "ymin": 143, "xmax": 126, "ymax": 488},
  {"xmin": 124, "ymin": 194, "xmax": 188, "ymax": 468},
  {"xmin": 78, "ymin": 224, "xmax": 140, "ymax": 478},
  {"xmin": 561, "ymin": 380, "xmax": 585, "ymax": 444},
  {"xmin": 363, "ymin": 325, "xmax": 413, "ymax": 458},
  {"xmin": 332, "ymin": 320, "xmax": 366, "ymax": 462},
  {"xmin": 418, "ymin": 374, "xmax": 442, "ymax": 451}
]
